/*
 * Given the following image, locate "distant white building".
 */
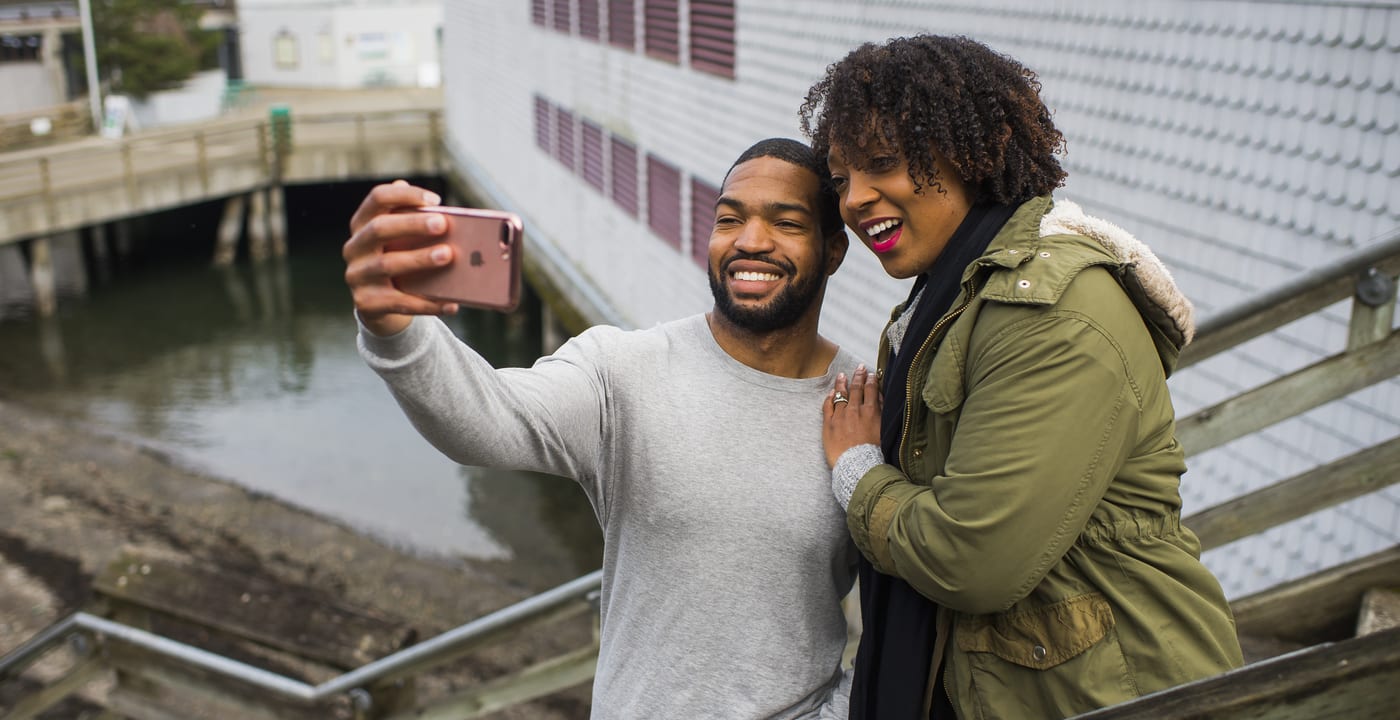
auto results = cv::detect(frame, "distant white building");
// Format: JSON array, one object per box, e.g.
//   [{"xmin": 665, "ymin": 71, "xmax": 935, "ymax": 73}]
[
  {"xmin": 0, "ymin": 0, "xmax": 81, "ymax": 115},
  {"xmin": 441, "ymin": 0, "xmax": 1400, "ymax": 600},
  {"xmin": 236, "ymin": 0, "xmax": 442, "ymax": 89}
]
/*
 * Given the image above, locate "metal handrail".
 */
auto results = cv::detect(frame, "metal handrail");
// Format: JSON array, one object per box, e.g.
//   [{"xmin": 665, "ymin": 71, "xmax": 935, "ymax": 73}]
[{"xmin": 0, "ymin": 569, "xmax": 601, "ymax": 707}]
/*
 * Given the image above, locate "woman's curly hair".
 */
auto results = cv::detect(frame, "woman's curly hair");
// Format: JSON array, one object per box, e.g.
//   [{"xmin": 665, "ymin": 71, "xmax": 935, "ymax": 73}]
[{"xmin": 800, "ymin": 35, "xmax": 1066, "ymax": 205}]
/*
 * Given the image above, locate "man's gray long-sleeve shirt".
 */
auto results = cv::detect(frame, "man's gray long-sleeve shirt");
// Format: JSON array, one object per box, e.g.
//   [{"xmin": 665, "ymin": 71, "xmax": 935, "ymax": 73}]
[{"xmin": 359, "ymin": 313, "xmax": 860, "ymax": 719}]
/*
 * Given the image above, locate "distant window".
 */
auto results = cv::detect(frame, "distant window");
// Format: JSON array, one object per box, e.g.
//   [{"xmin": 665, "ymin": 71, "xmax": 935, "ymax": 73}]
[
  {"xmin": 553, "ymin": 0, "xmax": 572, "ymax": 33},
  {"xmin": 690, "ymin": 177, "xmax": 720, "ymax": 268},
  {"xmin": 647, "ymin": 154, "xmax": 682, "ymax": 250},
  {"xmin": 0, "ymin": 34, "xmax": 41, "ymax": 63},
  {"xmin": 274, "ymin": 30, "xmax": 298, "ymax": 70},
  {"xmin": 555, "ymin": 108, "xmax": 576, "ymax": 170},
  {"xmin": 611, "ymin": 137, "xmax": 639, "ymax": 217},
  {"xmin": 581, "ymin": 120, "xmax": 605, "ymax": 192},
  {"xmin": 531, "ymin": 0, "xmax": 548, "ymax": 27},
  {"xmin": 608, "ymin": 0, "xmax": 636, "ymax": 51},
  {"xmin": 318, "ymin": 32, "xmax": 334, "ymax": 64},
  {"xmin": 579, "ymin": 0, "xmax": 601, "ymax": 41},
  {"xmin": 534, "ymin": 95, "xmax": 553, "ymax": 154},
  {"xmin": 689, "ymin": 0, "xmax": 734, "ymax": 78},
  {"xmin": 643, "ymin": 0, "xmax": 679, "ymax": 64}
]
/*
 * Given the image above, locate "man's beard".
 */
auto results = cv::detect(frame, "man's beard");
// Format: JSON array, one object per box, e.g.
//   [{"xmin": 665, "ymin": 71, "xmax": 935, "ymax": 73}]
[{"xmin": 708, "ymin": 252, "xmax": 825, "ymax": 333}]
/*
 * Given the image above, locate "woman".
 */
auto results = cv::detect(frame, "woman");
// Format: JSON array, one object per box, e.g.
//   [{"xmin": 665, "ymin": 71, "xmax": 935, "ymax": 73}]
[{"xmin": 802, "ymin": 35, "xmax": 1243, "ymax": 719}]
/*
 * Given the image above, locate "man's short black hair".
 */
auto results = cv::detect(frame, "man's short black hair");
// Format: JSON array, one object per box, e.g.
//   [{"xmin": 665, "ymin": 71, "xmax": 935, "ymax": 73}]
[{"xmin": 722, "ymin": 137, "xmax": 845, "ymax": 240}]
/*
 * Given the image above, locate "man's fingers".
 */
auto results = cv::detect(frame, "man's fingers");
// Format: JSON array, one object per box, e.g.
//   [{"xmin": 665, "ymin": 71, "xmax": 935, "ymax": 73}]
[
  {"xmin": 348, "ymin": 182, "xmax": 443, "ymax": 235},
  {"xmin": 344, "ymin": 209, "xmax": 448, "ymax": 262}
]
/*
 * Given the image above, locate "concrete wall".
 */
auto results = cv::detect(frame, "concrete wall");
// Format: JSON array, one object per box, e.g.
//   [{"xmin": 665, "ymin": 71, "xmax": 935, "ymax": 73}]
[
  {"xmin": 441, "ymin": 0, "xmax": 1400, "ymax": 599},
  {"xmin": 237, "ymin": 0, "xmax": 442, "ymax": 89}
]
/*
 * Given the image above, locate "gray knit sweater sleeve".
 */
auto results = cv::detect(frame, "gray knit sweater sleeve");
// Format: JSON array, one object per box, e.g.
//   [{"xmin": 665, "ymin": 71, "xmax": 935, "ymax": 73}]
[{"xmin": 357, "ymin": 315, "xmax": 608, "ymax": 495}]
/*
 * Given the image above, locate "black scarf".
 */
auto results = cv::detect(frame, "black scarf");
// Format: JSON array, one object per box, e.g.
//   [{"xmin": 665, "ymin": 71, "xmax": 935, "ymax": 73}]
[{"xmin": 849, "ymin": 202, "xmax": 1017, "ymax": 719}]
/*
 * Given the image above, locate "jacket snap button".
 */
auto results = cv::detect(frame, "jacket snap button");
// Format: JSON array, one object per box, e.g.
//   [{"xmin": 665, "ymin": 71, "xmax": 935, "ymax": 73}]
[
  {"xmin": 1018, "ymin": 279, "xmax": 1032, "ymax": 289},
  {"xmin": 912, "ymin": 448, "xmax": 923, "ymax": 457},
  {"xmin": 1032, "ymin": 645, "xmax": 1048, "ymax": 661},
  {"xmin": 1008, "ymin": 249, "xmax": 1019, "ymax": 255},
  {"xmin": 1039, "ymin": 251, "xmax": 1051, "ymax": 258}
]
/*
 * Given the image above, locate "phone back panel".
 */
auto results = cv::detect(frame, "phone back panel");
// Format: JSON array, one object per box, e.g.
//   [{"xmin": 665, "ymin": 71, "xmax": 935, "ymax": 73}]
[{"xmin": 391, "ymin": 207, "xmax": 523, "ymax": 312}]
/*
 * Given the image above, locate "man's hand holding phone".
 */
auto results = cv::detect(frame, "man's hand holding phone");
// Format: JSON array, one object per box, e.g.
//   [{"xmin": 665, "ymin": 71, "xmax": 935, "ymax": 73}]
[{"xmin": 344, "ymin": 181, "xmax": 522, "ymax": 338}]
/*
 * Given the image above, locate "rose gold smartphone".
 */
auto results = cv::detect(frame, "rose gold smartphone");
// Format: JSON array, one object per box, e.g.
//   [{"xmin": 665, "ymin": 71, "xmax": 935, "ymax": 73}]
[{"xmin": 390, "ymin": 206, "xmax": 523, "ymax": 312}]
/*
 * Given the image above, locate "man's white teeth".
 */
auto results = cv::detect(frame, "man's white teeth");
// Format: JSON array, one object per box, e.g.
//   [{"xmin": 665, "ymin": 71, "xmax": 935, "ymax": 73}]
[
  {"xmin": 867, "ymin": 219, "xmax": 902, "ymax": 236},
  {"xmin": 734, "ymin": 271, "xmax": 779, "ymax": 282}
]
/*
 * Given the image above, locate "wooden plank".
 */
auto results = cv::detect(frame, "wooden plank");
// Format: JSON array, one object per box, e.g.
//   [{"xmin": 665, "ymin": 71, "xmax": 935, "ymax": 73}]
[
  {"xmin": 1231, "ymin": 546, "xmax": 1400, "ymax": 646},
  {"xmin": 384, "ymin": 644, "xmax": 598, "ymax": 720},
  {"xmin": 1177, "ymin": 329, "xmax": 1400, "ymax": 456},
  {"xmin": 1356, "ymin": 588, "xmax": 1400, "ymax": 636},
  {"xmin": 1181, "ymin": 242, "xmax": 1400, "ymax": 367},
  {"xmin": 92, "ymin": 552, "xmax": 414, "ymax": 671},
  {"xmin": 1067, "ymin": 627, "xmax": 1400, "ymax": 719},
  {"xmin": 0, "ymin": 656, "xmax": 104, "ymax": 720},
  {"xmin": 1185, "ymin": 436, "xmax": 1400, "ymax": 551}
]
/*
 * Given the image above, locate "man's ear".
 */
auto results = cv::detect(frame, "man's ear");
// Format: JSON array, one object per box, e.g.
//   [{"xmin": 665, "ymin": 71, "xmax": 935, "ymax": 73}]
[{"xmin": 825, "ymin": 229, "xmax": 849, "ymax": 275}]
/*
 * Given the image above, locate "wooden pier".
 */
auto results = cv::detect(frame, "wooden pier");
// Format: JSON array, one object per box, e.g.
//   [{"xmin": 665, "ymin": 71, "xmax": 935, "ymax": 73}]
[{"xmin": 0, "ymin": 88, "xmax": 445, "ymax": 316}]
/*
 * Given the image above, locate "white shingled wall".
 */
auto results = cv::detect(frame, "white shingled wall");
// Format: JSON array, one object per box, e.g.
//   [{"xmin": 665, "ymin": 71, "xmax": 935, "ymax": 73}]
[{"xmin": 442, "ymin": 0, "xmax": 1399, "ymax": 599}]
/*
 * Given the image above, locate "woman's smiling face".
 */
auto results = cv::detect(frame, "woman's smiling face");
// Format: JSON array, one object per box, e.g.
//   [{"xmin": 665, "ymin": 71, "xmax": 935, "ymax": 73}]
[{"xmin": 826, "ymin": 143, "xmax": 973, "ymax": 280}]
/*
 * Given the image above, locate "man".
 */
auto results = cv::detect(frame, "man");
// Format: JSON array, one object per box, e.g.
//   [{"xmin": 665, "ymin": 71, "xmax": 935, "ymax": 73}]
[{"xmin": 343, "ymin": 138, "xmax": 861, "ymax": 718}]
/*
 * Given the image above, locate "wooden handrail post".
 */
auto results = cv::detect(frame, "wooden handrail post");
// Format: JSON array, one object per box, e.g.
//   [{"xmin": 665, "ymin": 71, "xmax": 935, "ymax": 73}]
[
  {"xmin": 356, "ymin": 114, "xmax": 369, "ymax": 174},
  {"xmin": 37, "ymin": 156, "xmax": 55, "ymax": 227},
  {"xmin": 196, "ymin": 130, "xmax": 210, "ymax": 192},
  {"xmin": 121, "ymin": 141, "xmax": 137, "ymax": 209},
  {"xmin": 1348, "ymin": 267, "xmax": 1397, "ymax": 350}
]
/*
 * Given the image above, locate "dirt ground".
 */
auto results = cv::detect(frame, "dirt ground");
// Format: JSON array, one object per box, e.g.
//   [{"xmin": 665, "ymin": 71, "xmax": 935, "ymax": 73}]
[{"xmin": 0, "ymin": 397, "xmax": 592, "ymax": 719}]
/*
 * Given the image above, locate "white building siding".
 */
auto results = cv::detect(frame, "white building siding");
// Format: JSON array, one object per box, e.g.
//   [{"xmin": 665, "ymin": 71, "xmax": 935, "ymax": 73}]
[{"xmin": 442, "ymin": 0, "xmax": 1400, "ymax": 599}]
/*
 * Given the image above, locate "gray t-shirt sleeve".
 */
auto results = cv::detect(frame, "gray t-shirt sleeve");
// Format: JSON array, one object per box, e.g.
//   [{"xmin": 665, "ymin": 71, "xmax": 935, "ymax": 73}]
[{"xmin": 357, "ymin": 315, "xmax": 607, "ymax": 492}]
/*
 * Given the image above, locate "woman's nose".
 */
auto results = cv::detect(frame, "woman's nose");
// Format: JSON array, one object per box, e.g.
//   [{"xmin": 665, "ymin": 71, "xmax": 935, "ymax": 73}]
[{"xmin": 843, "ymin": 173, "xmax": 877, "ymax": 213}]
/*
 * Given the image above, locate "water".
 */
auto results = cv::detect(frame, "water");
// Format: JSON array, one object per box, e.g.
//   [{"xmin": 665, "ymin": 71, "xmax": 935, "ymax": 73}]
[{"xmin": 0, "ymin": 187, "xmax": 603, "ymax": 591}]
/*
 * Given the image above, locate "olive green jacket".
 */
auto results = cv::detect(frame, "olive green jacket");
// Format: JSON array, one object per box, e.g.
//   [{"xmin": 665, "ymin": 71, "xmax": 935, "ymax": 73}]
[{"xmin": 848, "ymin": 197, "xmax": 1243, "ymax": 719}]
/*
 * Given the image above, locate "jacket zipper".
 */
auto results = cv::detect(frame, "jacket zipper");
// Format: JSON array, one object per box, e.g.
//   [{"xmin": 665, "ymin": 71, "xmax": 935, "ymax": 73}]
[
  {"xmin": 898, "ymin": 278, "xmax": 979, "ymax": 469},
  {"xmin": 900, "ymin": 277, "xmax": 978, "ymax": 717}
]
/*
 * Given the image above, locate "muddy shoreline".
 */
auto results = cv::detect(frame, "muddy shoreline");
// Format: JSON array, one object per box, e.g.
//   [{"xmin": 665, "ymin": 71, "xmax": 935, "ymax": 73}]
[{"xmin": 0, "ymin": 396, "xmax": 591, "ymax": 718}]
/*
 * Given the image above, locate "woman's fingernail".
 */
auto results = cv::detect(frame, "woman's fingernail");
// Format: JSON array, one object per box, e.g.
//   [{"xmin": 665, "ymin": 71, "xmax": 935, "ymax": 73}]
[
  {"xmin": 431, "ymin": 246, "xmax": 450, "ymax": 263},
  {"xmin": 426, "ymin": 214, "xmax": 446, "ymax": 232},
  {"xmin": 423, "ymin": 191, "xmax": 442, "ymax": 206}
]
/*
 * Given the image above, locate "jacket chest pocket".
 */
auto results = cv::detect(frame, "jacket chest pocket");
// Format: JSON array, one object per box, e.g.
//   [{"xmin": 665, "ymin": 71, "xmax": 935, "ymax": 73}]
[{"xmin": 904, "ymin": 342, "xmax": 963, "ymax": 477}]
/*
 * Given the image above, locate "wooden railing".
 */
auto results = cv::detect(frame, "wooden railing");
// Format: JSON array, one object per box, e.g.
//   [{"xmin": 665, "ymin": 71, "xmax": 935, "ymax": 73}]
[{"xmin": 0, "ymin": 108, "xmax": 442, "ymax": 247}]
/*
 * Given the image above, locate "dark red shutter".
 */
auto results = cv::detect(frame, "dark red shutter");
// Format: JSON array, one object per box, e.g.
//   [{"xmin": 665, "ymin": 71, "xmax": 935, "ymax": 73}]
[
  {"xmin": 553, "ymin": 0, "xmax": 572, "ymax": 33},
  {"xmin": 534, "ymin": 95, "xmax": 553, "ymax": 154},
  {"xmin": 689, "ymin": 0, "xmax": 734, "ymax": 78},
  {"xmin": 579, "ymin": 0, "xmax": 601, "ymax": 41},
  {"xmin": 690, "ymin": 176, "xmax": 721, "ymax": 268},
  {"xmin": 644, "ymin": 0, "xmax": 680, "ymax": 64},
  {"xmin": 581, "ymin": 121, "xmax": 605, "ymax": 192},
  {"xmin": 608, "ymin": 0, "xmax": 636, "ymax": 50},
  {"xmin": 531, "ymin": 0, "xmax": 548, "ymax": 27},
  {"xmin": 555, "ymin": 108, "xmax": 576, "ymax": 171},
  {"xmin": 611, "ymin": 137, "xmax": 639, "ymax": 217},
  {"xmin": 647, "ymin": 154, "xmax": 683, "ymax": 250}
]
